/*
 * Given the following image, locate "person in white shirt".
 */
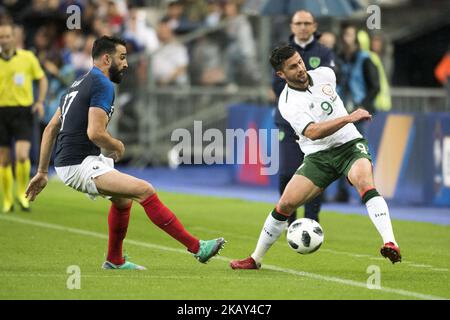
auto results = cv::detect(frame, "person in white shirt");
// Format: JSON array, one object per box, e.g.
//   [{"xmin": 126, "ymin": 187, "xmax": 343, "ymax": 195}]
[
  {"xmin": 230, "ymin": 45, "xmax": 401, "ymax": 269},
  {"xmin": 152, "ymin": 17, "xmax": 189, "ymax": 86}
]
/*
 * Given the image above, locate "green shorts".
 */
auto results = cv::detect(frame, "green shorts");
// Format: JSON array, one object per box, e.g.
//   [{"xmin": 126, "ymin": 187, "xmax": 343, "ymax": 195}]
[{"xmin": 296, "ymin": 138, "xmax": 372, "ymax": 189}]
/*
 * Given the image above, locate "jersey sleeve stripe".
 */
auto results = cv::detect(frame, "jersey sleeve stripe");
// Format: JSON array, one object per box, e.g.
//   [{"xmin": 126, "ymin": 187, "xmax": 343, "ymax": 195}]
[{"xmin": 301, "ymin": 121, "xmax": 315, "ymax": 136}]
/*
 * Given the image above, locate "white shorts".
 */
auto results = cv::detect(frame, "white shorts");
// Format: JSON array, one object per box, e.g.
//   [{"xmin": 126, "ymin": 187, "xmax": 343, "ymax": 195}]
[{"xmin": 55, "ymin": 154, "xmax": 116, "ymax": 199}]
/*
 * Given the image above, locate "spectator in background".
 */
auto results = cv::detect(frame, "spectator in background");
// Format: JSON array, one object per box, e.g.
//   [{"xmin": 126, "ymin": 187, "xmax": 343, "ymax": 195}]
[
  {"xmin": 434, "ymin": 45, "xmax": 450, "ymax": 109},
  {"xmin": 189, "ymin": 1, "xmax": 226, "ymax": 85},
  {"xmin": 106, "ymin": 0, "xmax": 126, "ymax": 35},
  {"xmin": 371, "ymin": 33, "xmax": 394, "ymax": 82},
  {"xmin": 182, "ymin": 0, "xmax": 209, "ymax": 25},
  {"xmin": 47, "ymin": 0, "xmax": 60, "ymax": 10},
  {"xmin": 204, "ymin": 0, "xmax": 223, "ymax": 27},
  {"xmin": 358, "ymin": 30, "xmax": 392, "ymax": 113},
  {"xmin": 335, "ymin": 24, "xmax": 380, "ymax": 203},
  {"xmin": 92, "ymin": 17, "xmax": 113, "ymax": 37},
  {"xmin": 272, "ymin": 10, "xmax": 335, "ymax": 224},
  {"xmin": 223, "ymin": 0, "xmax": 259, "ymax": 86},
  {"xmin": 31, "ymin": 26, "xmax": 55, "ymax": 63},
  {"xmin": 40, "ymin": 51, "xmax": 75, "ymax": 135},
  {"xmin": 190, "ymin": 30, "xmax": 226, "ymax": 86},
  {"xmin": 18, "ymin": 0, "xmax": 63, "ymax": 49},
  {"xmin": 123, "ymin": 7, "xmax": 159, "ymax": 54},
  {"xmin": 337, "ymin": 24, "xmax": 379, "ymax": 116},
  {"xmin": 61, "ymin": 30, "xmax": 82, "ymax": 67},
  {"xmin": 70, "ymin": 34, "xmax": 95, "ymax": 77},
  {"xmin": 163, "ymin": 0, "xmax": 199, "ymax": 34},
  {"xmin": 152, "ymin": 17, "xmax": 189, "ymax": 86},
  {"xmin": 319, "ymin": 31, "xmax": 336, "ymax": 50}
]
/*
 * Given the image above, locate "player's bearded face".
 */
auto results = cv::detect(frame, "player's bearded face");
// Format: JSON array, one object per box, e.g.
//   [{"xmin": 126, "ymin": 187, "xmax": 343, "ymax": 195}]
[
  {"xmin": 109, "ymin": 45, "xmax": 128, "ymax": 84},
  {"xmin": 109, "ymin": 59, "xmax": 125, "ymax": 84},
  {"xmin": 281, "ymin": 53, "xmax": 309, "ymax": 89}
]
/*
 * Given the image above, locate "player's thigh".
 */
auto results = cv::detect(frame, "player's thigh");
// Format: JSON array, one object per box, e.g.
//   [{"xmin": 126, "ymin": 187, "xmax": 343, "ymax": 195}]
[
  {"xmin": 278, "ymin": 174, "xmax": 322, "ymax": 214},
  {"xmin": 94, "ymin": 170, "xmax": 155, "ymax": 201},
  {"xmin": 15, "ymin": 140, "xmax": 31, "ymax": 162},
  {"xmin": 347, "ymin": 158, "xmax": 375, "ymax": 194}
]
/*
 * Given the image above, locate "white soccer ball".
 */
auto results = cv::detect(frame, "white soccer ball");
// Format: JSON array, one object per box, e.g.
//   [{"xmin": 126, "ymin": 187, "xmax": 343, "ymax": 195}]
[{"xmin": 286, "ymin": 218, "xmax": 324, "ymax": 254}]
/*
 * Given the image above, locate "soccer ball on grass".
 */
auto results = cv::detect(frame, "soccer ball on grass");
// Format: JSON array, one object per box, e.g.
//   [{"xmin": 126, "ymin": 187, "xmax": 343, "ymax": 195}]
[{"xmin": 286, "ymin": 218, "xmax": 324, "ymax": 254}]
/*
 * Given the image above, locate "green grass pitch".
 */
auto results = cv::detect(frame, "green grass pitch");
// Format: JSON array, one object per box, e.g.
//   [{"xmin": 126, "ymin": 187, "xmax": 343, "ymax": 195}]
[{"xmin": 0, "ymin": 180, "xmax": 449, "ymax": 300}]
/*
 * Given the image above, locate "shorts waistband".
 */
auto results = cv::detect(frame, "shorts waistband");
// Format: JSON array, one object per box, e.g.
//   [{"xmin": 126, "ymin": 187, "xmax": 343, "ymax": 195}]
[{"xmin": 308, "ymin": 138, "xmax": 365, "ymax": 157}]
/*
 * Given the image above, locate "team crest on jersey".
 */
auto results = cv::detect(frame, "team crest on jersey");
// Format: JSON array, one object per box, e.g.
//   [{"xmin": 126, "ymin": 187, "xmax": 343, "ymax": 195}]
[
  {"xmin": 309, "ymin": 57, "xmax": 321, "ymax": 69},
  {"xmin": 108, "ymin": 105, "xmax": 115, "ymax": 120},
  {"xmin": 70, "ymin": 77, "xmax": 85, "ymax": 88},
  {"xmin": 322, "ymin": 84, "xmax": 334, "ymax": 96}
]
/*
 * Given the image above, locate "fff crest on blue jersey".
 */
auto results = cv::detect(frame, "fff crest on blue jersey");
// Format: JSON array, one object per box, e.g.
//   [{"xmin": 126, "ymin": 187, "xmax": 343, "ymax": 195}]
[
  {"xmin": 70, "ymin": 77, "xmax": 85, "ymax": 88},
  {"xmin": 108, "ymin": 105, "xmax": 115, "ymax": 120}
]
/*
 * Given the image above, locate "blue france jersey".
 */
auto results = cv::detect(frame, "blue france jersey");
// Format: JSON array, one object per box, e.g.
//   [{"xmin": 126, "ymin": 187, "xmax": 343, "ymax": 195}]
[{"xmin": 54, "ymin": 67, "xmax": 115, "ymax": 167}]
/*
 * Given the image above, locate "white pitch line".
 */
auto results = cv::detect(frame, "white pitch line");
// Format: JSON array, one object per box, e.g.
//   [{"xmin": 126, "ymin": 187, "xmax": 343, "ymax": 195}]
[
  {"xmin": 431, "ymin": 268, "xmax": 449, "ymax": 272},
  {"xmin": 408, "ymin": 264, "xmax": 434, "ymax": 268},
  {"xmin": 0, "ymin": 215, "xmax": 447, "ymax": 300}
]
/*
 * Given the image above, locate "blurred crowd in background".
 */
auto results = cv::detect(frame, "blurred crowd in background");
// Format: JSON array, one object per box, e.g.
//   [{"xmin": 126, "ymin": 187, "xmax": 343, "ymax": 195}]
[
  {"xmin": 1, "ymin": 0, "xmax": 449, "ymax": 127},
  {"xmin": 1, "ymin": 1, "xmax": 448, "ymax": 88},
  {"xmin": 1, "ymin": 0, "xmax": 449, "ymax": 207}
]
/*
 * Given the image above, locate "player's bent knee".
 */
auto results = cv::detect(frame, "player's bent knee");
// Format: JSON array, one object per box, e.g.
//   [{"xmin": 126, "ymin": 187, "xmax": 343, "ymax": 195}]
[
  {"xmin": 351, "ymin": 176, "xmax": 374, "ymax": 194},
  {"xmin": 277, "ymin": 199, "xmax": 297, "ymax": 216},
  {"xmin": 111, "ymin": 198, "xmax": 132, "ymax": 210},
  {"xmin": 0, "ymin": 159, "xmax": 11, "ymax": 167},
  {"xmin": 16, "ymin": 155, "xmax": 29, "ymax": 163},
  {"xmin": 136, "ymin": 180, "xmax": 155, "ymax": 200},
  {"xmin": 0, "ymin": 152, "xmax": 11, "ymax": 166}
]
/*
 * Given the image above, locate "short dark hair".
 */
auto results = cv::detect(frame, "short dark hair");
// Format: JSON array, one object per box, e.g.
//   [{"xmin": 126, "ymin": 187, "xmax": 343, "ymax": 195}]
[
  {"xmin": 91, "ymin": 35, "xmax": 126, "ymax": 59},
  {"xmin": 270, "ymin": 45, "xmax": 297, "ymax": 71}
]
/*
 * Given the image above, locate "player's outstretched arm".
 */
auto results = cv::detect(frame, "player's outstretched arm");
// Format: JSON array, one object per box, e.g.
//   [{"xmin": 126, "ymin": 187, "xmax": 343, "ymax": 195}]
[
  {"xmin": 304, "ymin": 108, "xmax": 372, "ymax": 140},
  {"xmin": 26, "ymin": 109, "xmax": 62, "ymax": 201}
]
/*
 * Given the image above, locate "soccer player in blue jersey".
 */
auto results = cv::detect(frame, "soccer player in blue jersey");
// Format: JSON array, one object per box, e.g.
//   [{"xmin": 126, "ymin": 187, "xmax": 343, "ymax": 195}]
[{"xmin": 26, "ymin": 36, "xmax": 225, "ymax": 270}]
